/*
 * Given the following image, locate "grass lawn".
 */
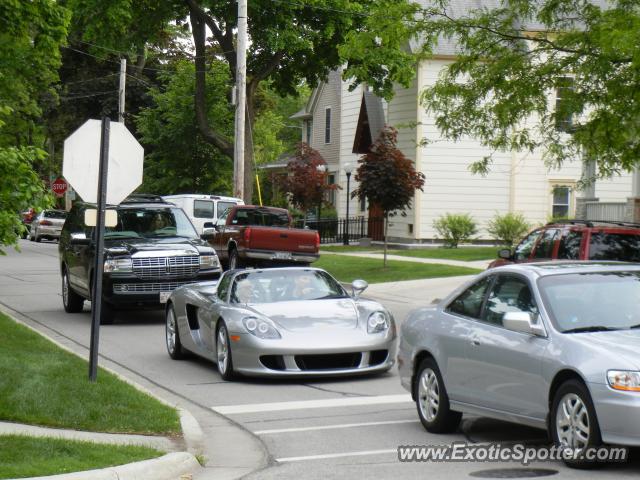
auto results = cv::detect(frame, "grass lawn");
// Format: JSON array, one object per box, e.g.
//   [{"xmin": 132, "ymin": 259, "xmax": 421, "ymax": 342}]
[
  {"xmin": 0, "ymin": 435, "xmax": 163, "ymax": 479},
  {"xmin": 321, "ymin": 245, "xmax": 500, "ymax": 261},
  {"xmin": 0, "ymin": 313, "xmax": 180, "ymax": 435},
  {"xmin": 315, "ymin": 253, "xmax": 482, "ymax": 284}
]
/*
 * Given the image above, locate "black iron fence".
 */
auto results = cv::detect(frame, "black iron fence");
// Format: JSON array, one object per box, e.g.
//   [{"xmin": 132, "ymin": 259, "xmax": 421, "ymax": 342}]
[{"xmin": 293, "ymin": 217, "xmax": 384, "ymax": 244}]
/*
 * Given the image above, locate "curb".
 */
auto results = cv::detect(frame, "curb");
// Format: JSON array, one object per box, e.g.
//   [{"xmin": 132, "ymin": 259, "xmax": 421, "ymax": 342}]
[
  {"xmin": 0, "ymin": 305, "xmax": 204, "ymax": 480},
  {"xmin": 19, "ymin": 452, "xmax": 200, "ymax": 480}
]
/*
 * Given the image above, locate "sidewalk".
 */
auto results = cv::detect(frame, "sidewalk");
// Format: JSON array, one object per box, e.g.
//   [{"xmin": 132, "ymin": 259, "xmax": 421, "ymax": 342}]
[{"xmin": 320, "ymin": 250, "xmax": 492, "ymax": 269}]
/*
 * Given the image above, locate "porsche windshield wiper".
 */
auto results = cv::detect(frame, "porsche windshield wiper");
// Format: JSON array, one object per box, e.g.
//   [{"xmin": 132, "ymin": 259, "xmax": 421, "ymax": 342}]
[
  {"xmin": 562, "ymin": 326, "xmax": 620, "ymax": 334},
  {"xmin": 316, "ymin": 294, "xmax": 347, "ymax": 300},
  {"xmin": 628, "ymin": 324, "xmax": 640, "ymax": 330}
]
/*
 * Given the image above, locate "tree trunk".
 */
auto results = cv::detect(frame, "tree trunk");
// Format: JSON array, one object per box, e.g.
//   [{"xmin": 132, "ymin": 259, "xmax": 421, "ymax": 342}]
[{"xmin": 383, "ymin": 211, "xmax": 388, "ymax": 268}]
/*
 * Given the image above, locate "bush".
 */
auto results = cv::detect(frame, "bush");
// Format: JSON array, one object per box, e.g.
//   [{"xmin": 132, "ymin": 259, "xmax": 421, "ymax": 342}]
[
  {"xmin": 487, "ymin": 212, "xmax": 530, "ymax": 247},
  {"xmin": 433, "ymin": 213, "xmax": 477, "ymax": 248}
]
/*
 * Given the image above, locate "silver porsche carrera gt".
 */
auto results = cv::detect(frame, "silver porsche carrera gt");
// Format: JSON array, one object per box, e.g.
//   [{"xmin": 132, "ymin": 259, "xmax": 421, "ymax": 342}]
[{"xmin": 164, "ymin": 267, "xmax": 397, "ymax": 380}]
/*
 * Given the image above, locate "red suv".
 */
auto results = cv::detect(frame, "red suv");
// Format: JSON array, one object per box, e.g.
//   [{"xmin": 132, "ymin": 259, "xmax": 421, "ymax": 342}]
[{"xmin": 489, "ymin": 220, "xmax": 640, "ymax": 268}]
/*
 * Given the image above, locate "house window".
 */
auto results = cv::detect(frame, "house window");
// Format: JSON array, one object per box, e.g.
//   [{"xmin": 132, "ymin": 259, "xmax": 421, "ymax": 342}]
[
  {"xmin": 360, "ymin": 195, "xmax": 366, "ymax": 212},
  {"xmin": 326, "ymin": 173, "xmax": 336, "ymax": 207},
  {"xmin": 306, "ymin": 120, "xmax": 312, "ymax": 144},
  {"xmin": 555, "ymin": 77, "xmax": 574, "ymax": 133},
  {"xmin": 325, "ymin": 107, "xmax": 331, "ymax": 144},
  {"xmin": 552, "ymin": 185, "xmax": 572, "ymax": 218}
]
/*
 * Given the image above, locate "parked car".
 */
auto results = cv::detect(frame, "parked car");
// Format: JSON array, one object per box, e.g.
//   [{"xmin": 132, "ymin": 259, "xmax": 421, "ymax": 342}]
[
  {"xmin": 162, "ymin": 194, "xmax": 244, "ymax": 234},
  {"xmin": 398, "ymin": 262, "xmax": 640, "ymax": 467},
  {"xmin": 204, "ymin": 205, "xmax": 319, "ymax": 269},
  {"xmin": 58, "ymin": 195, "xmax": 222, "ymax": 324},
  {"xmin": 165, "ymin": 267, "xmax": 397, "ymax": 379},
  {"xmin": 489, "ymin": 219, "xmax": 640, "ymax": 268},
  {"xmin": 29, "ymin": 209, "xmax": 67, "ymax": 242}
]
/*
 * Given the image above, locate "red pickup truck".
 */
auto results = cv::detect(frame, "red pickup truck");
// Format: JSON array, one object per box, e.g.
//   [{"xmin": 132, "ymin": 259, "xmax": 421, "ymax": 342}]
[{"xmin": 204, "ymin": 205, "xmax": 320, "ymax": 269}]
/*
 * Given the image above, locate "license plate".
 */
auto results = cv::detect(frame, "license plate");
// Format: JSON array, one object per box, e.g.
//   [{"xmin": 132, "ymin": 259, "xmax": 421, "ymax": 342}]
[
  {"xmin": 274, "ymin": 252, "xmax": 292, "ymax": 260},
  {"xmin": 159, "ymin": 291, "xmax": 171, "ymax": 303}
]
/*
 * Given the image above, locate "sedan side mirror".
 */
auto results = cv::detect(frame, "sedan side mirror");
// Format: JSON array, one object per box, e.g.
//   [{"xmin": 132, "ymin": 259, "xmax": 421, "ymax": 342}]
[
  {"xmin": 498, "ymin": 248, "xmax": 512, "ymax": 260},
  {"xmin": 503, "ymin": 311, "xmax": 546, "ymax": 337},
  {"xmin": 351, "ymin": 279, "xmax": 368, "ymax": 300}
]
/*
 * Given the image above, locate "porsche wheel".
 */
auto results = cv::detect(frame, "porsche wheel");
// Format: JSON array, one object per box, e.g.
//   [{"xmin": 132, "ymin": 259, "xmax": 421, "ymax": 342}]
[
  {"xmin": 216, "ymin": 322, "xmax": 235, "ymax": 381},
  {"xmin": 166, "ymin": 304, "xmax": 186, "ymax": 360}
]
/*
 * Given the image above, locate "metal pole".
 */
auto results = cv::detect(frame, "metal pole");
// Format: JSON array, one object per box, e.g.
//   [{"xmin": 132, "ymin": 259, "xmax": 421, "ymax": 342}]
[
  {"xmin": 118, "ymin": 59, "xmax": 126, "ymax": 123},
  {"xmin": 343, "ymin": 172, "xmax": 351, "ymax": 245},
  {"xmin": 89, "ymin": 117, "xmax": 110, "ymax": 382},
  {"xmin": 234, "ymin": 0, "xmax": 247, "ymax": 200}
]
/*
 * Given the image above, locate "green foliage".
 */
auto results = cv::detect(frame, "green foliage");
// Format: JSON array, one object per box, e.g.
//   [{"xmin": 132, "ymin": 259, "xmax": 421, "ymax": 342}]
[
  {"xmin": 433, "ymin": 213, "xmax": 478, "ymax": 248},
  {"xmin": 487, "ymin": 212, "xmax": 530, "ymax": 247},
  {"xmin": 417, "ymin": 0, "xmax": 640, "ymax": 178},
  {"xmin": 135, "ymin": 60, "xmax": 233, "ymax": 195}
]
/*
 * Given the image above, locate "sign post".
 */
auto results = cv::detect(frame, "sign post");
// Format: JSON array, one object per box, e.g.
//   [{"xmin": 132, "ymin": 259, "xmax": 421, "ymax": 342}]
[
  {"xmin": 88, "ymin": 118, "xmax": 110, "ymax": 382},
  {"xmin": 63, "ymin": 118, "xmax": 143, "ymax": 381}
]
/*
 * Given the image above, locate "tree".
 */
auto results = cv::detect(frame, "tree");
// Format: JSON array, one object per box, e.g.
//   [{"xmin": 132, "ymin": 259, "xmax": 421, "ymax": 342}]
[
  {"xmin": 73, "ymin": 0, "xmax": 420, "ymax": 201},
  {"xmin": 135, "ymin": 60, "xmax": 234, "ymax": 195},
  {"xmin": 0, "ymin": 1, "xmax": 69, "ymax": 253},
  {"xmin": 276, "ymin": 143, "xmax": 338, "ymax": 226},
  {"xmin": 413, "ymin": 0, "xmax": 640, "ymax": 180},
  {"xmin": 352, "ymin": 127, "xmax": 425, "ymax": 266}
]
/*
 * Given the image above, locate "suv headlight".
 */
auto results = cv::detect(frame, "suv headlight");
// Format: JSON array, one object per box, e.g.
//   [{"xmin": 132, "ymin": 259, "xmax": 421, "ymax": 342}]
[
  {"xmin": 607, "ymin": 370, "xmax": 640, "ymax": 391},
  {"xmin": 104, "ymin": 257, "xmax": 132, "ymax": 273},
  {"xmin": 367, "ymin": 311, "xmax": 389, "ymax": 334},
  {"xmin": 242, "ymin": 316, "xmax": 281, "ymax": 339},
  {"xmin": 200, "ymin": 255, "xmax": 219, "ymax": 269}
]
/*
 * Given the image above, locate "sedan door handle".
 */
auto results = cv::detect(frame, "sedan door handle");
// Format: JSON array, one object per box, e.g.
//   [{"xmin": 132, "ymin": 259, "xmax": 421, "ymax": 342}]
[{"xmin": 470, "ymin": 339, "xmax": 481, "ymax": 346}]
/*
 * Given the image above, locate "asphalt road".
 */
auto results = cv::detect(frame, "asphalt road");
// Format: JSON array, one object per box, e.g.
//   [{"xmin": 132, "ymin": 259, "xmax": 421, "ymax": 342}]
[{"xmin": 1, "ymin": 240, "xmax": 639, "ymax": 480}]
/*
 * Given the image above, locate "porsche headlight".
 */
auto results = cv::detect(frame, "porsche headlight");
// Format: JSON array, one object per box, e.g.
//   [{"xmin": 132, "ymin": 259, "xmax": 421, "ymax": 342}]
[
  {"xmin": 104, "ymin": 257, "xmax": 132, "ymax": 273},
  {"xmin": 367, "ymin": 311, "xmax": 389, "ymax": 334},
  {"xmin": 242, "ymin": 316, "xmax": 281, "ymax": 339},
  {"xmin": 607, "ymin": 370, "xmax": 640, "ymax": 392},
  {"xmin": 199, "ymin": 254, "xmax": 219, "ymax": 269}
]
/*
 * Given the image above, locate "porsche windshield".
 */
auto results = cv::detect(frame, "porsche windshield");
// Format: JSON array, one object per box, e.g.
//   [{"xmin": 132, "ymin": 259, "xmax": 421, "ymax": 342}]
[
  {"xmin": 538, "ymin": 271, "xmax": 640, "ymax": 333},
  {"xmin": 230, "ymin": 270, "xmax": 348, "ymax": 304},
  {"xmin": 105, "ymin": 207, "xmax": 198, "ymax": 239}
]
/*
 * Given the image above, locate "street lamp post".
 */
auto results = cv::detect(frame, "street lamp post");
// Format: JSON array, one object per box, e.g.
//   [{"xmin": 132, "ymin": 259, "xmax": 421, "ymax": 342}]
[
  {"xmin": 343, "ymin": 163, "xmax": 353, "ymax": 245},
  {"xmin": 316, "ymin": 164, "xmax": 327, "ymax": 236}
]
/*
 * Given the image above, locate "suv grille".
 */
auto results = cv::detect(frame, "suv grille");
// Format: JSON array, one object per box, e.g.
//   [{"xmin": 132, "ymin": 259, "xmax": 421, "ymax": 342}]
[
  {"xmin": 113, "ymin": 281, "xmax": 197, "ymax": 293},
  {"xmin": 132, "ymin": 255, "xmax": 199, "ymax": 279}
]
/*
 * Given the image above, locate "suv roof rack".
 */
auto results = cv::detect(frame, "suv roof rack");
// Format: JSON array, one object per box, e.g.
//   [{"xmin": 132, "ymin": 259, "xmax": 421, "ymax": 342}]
[
  {"xmin": 548, "ymin": 219, "xmax": 640, "ymax": 228},
  {"xmin": 121, "ymin": 194, "xmax": 167, "ymax": 204}
]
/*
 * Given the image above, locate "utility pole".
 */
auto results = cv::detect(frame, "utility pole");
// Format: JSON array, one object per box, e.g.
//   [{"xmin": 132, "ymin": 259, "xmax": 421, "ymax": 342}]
[
  {"xmin": 234, "ymin": 0, "xmax": 247, "ymax": 200},
  {"xmin": 118, "ymin": 58, "xmax": 126, "ymax": 123}
]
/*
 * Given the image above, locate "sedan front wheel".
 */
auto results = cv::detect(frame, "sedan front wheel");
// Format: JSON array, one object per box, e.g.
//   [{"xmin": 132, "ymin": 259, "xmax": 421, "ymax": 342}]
[{"xmin": 414, "ymin": 358, "xmax": 461, "ymax": 433}]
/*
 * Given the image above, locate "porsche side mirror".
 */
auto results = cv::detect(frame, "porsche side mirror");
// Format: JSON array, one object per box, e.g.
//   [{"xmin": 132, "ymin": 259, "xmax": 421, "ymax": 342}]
[
  {"xmin": 498, "ymin": 248, "xmax": 512, "ymax": 260},
  {"xmin": 351, "ymin": 279, "xmax": 368, "ymax": 300}
]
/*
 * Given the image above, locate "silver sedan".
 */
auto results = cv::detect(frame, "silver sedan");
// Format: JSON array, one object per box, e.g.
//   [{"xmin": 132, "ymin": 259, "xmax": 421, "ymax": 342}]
[
  {"xmin": 398, "ymin": 262, "xmax": 640, "ymax": 467},
  {"xmin": 165, "ymin": 267, "xmax": 397, "ymax": 379}
]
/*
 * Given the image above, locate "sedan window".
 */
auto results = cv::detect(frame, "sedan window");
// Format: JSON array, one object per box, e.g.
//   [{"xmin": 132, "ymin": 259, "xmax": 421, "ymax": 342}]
[
  {"xmin": 446, "ymin": 277, "xmax": 492, "ymax": 319},
  {"xmin": 483, "ymin": 276, "xmax": 538, "ymax": 326}
]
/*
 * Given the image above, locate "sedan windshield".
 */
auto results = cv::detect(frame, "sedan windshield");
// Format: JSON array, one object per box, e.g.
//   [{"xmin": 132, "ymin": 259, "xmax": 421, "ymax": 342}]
[
  {"xmin": 105, "ymin": 207, "xmax": 198, "ymax": 240},
  {"xmin": 230, "ymin": 269, "xmax": 348, "ymax": 304},
  {"xmin": 538, "ymin": 271, "xmax": 640, "ymax": 333}
]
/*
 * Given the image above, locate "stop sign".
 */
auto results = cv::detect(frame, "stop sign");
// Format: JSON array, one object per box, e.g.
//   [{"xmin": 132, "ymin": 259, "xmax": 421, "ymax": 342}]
[
  {"xmin": 62, "ymin": 119, "xmax": 143, "ymax": 205},
  {"xmin": 52, "ymin": 177, "xmax": 68, "ymax": 197}
]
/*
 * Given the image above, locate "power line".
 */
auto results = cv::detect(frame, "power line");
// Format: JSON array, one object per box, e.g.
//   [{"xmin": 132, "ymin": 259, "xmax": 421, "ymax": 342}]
[
  {"xmin": 59, "ymin": 90, "xmax": 119, "ymax": 101},
  {"xmin": 58, "ymin": 73, "xmax": 119, "ymax": 86}
]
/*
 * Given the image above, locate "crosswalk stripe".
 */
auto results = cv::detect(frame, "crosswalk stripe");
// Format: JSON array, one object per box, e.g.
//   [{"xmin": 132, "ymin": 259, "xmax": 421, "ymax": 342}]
[{"xmin": 254, "ymin": 419, "xmax": 416, "ymax": 435}]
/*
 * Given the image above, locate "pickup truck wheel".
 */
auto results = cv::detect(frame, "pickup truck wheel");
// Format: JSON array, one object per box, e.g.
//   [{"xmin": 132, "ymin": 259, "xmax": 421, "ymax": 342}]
[
  {"xmin": 229, "ymin": 248, "xmax": 243, "ymax": 270},
  {"xmin": 62, "ymin": 269, "xmax": 84, "ymax": 313}
]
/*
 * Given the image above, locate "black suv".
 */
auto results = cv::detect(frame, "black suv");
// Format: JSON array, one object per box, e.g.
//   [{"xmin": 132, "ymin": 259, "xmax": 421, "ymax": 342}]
[{"xmin": 59, "ymin": 195, "xmax": 222, "ymax": 324}]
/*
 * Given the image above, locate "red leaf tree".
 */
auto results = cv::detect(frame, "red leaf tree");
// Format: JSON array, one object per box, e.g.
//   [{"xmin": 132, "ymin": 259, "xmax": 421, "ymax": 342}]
[
  {"xmin": 352, "ymin": 126, "xmax": 425, "ymax": 266},
  {"xmin": 276, "ymin": 143, "xmax": 338, "ymax": 226}
]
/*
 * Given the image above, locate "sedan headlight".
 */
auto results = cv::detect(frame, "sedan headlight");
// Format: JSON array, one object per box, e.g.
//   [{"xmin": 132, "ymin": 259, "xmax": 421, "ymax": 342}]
[
  {"xmin": 242, "ymin": 316, "xmax": 281, "ymax": 339},
  {"xmin": 607, "ymin": 370, "xmax": 640, "ymax": 392},
  {"xmin": 367, "ymin": 311, "xmax": 389, "ymax": 334},
  {"xmin": 200, "ymin": 254, "xmax": 219, "ymax": 269},
  {"xmin": 104, "ymin": 257, "xmax": 132, "ymax": 273}
]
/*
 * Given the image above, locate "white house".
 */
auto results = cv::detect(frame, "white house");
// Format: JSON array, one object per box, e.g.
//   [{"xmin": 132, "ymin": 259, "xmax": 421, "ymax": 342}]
[{"xmin": 291, "ymin": 0, "xmax": 636, "ymax": 243}]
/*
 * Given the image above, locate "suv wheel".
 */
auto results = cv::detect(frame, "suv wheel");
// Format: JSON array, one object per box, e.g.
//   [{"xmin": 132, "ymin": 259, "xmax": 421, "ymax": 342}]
[
  {"xmin": 414, "ymin": 358, "xmax": 462, "ymax": 433},
  {"xmin": 62, "ymin": 269, "xmax": 84, "ymax": 313},
  {"xmin": 99, "ymin": 301, "xmax": 114, "ymax": 325}
]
